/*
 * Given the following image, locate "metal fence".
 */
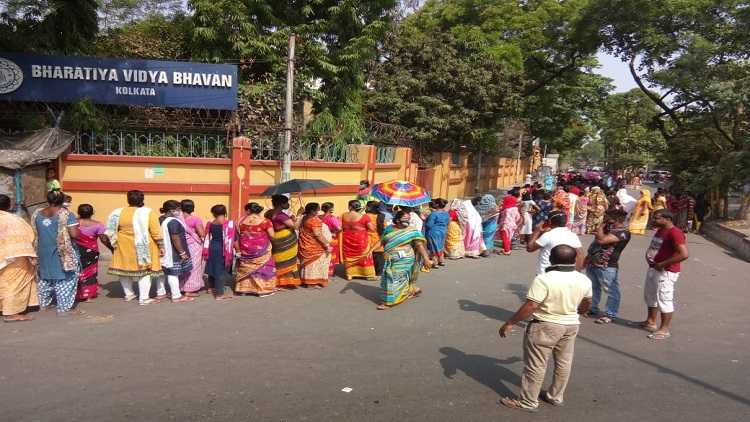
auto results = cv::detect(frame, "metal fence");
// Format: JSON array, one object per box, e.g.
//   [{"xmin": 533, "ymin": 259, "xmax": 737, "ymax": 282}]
[
  {"xmin": 375, "ymin": 146, "xmax": 396, "ymax": 163},
  {"xmin": 72, "ymin": 130, "xmax": 230, "ymax": 158},
  {"xmin": 71, "ymin": 129, "xmax": 360, "ymax": 163},
  {"xmin": 250, "ymin": 134, "xmax": 359, "ymax": 163}
]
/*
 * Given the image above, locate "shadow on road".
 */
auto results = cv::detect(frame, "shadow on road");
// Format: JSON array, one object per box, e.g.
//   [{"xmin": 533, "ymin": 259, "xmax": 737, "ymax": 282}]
[
  {"xmin": 457, "ymin": 299, "xmax": 524, "ymax": 327},
  {"xmin": 339, "ymin": 281, "xmax": 381, "ymax": 305},
  {"xmin": 459, "ymin": 300, "xmax": 750, "ymax": 408},
  {"xmin": 503, "ymin": 283, "xmax": 528, "ymax": 303},
  {"xmin": 438, "ymin": 347, "xmax": 521, "ymax": 396}
]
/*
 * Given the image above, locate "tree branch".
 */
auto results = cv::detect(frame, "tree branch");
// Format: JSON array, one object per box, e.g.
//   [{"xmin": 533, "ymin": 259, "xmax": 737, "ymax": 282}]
[
  {"xmin": 523, "ymin": 53, "xmax": 579, "ymax": 97},
  {"xmin": 628, "ymin": 56, "xmax": 682, "ymax": 127}
]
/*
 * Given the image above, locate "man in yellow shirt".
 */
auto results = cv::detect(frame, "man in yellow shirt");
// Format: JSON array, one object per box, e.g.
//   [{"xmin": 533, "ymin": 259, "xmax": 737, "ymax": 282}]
[{"xmin": 498, "ymin": 245, "xmax": 592, "ymax": 412}]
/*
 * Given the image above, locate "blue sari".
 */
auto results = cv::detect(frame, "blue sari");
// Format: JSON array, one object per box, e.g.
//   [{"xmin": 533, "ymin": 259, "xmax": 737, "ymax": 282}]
[
  {"xmin": 424, "ymin": 210, "xmax": 449, "ymax": 255},
  {"xmin": 481, "ymin": 218, "xmax": 498, "ymax": 251},
  {"xmin": 380, "ymin": 226, "xmax": 426, "ymax": 306}
]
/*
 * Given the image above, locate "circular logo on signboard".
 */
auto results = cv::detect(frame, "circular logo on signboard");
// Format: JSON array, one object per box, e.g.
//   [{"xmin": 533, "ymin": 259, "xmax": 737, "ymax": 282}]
[{"xmin": 0, "ymin": 58, "xmax": 23, "ymax": 94}]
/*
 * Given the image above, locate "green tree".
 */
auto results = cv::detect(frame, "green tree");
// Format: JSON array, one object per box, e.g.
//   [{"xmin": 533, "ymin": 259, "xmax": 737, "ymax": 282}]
[
  {"xmin": 586, "ymin": 0, "xmax": 750, "ymax": 218},
  {"xmin": 365, "ymin": 0, "xmax": 611, "ymax": 154},
  {"xmin": 0, "ymin": 0, "xmax": 99, "ymax": 54},
  {"xmin": 364, "ymin": 24, "xmax": 522, "ymax": 153},
  {"xmin": 189, "ymin": 0, "xmax": 398, "ymax": 143},
  {"xmin": 598, "ymin": 89, "xmax": 665, "ymax": 171}
]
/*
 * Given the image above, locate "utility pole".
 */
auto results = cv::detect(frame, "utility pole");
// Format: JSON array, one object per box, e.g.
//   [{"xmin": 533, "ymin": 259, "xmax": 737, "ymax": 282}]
[
  {"xmin": 515, "ymin": 134, "xmax": 523, "ymax": 184},
  {"xmin": 281, "ymin": 33, "xmax": 296, "ymax": 182}
]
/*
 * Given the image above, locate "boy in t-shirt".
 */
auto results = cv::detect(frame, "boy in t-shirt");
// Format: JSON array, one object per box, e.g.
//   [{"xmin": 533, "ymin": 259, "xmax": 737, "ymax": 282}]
[{"xmin": 638, "ymin": 209, "xmax": 689, "ymax": 340}]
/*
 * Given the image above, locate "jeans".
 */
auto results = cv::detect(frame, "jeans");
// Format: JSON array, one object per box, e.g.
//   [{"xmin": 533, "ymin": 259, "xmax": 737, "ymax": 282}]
[{"xmin": 586, "ymin": 266, "xmax": 621, "ymax": 317}]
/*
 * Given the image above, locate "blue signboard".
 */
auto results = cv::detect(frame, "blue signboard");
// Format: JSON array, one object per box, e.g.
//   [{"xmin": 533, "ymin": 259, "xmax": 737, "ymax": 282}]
[{"xmin": 0, "ymin": 52, "xmax": 237, "ymax": 110}]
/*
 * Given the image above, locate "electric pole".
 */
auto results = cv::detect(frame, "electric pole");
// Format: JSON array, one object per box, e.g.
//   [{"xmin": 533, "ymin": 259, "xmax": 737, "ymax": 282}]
[{"xmin": 281, "ymin": 33, "xmax": 295, "ymax": 182}]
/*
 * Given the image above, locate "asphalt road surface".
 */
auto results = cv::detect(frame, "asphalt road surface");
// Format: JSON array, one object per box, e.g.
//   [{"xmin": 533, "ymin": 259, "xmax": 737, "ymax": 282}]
[{"xmin": 1, "ymin": 232, "xmax": 748, "ymax": 421}]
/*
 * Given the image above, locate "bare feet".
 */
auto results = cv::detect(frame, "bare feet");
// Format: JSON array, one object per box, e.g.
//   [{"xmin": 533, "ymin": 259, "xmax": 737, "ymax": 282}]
[{"xmin": 3, "ymin": 314, "xmax": 34, "ymax": 322}]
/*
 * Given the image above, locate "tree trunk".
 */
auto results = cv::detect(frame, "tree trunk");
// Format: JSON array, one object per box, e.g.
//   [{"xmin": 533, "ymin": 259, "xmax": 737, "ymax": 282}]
[{"xmin": 738, "ymin": 192, "xmax": 750, "ymax": 221}]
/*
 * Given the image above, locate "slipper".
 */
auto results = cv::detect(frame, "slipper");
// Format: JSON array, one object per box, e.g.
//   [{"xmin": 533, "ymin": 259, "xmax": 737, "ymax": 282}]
[
  {"xmin": 155, "ymin": 295, "xmax": 168, "ymax": 301},
  {"xmin": 215, "ymin": 295, "xmax": 234, "ymax": 301},
  {"xmin": 123, "ymin": 294, "xmax": 137, "ymax": 302},
  {"xmin": 647, "ymin": 332, "xmax": 671, "ymax": 340},
  {"xmin": 539, "ymin": 391, "xmax": 564, "ymax": 407},
  {"xmin": 498, "ymin": 397, "xmax": 538, "ymax": 413},
  {"xmin": 595, "ymin": 316, "xmax": 613, "ymax": 324},
  {"xmin": 139, "ymin": 298, "xmax": 159, "ymax": 306}
]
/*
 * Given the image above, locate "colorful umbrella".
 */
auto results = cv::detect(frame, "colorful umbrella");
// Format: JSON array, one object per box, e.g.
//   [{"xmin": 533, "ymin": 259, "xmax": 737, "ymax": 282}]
[{"xmin": 371, "ymin": 180, "xmax": 431, "ymax": 207}]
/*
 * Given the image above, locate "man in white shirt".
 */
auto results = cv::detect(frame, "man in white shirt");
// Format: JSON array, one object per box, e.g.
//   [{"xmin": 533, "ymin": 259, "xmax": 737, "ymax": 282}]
[
  {"xmin": 499, "ymin": 245, "xmax": 593, "ymax": 412},
  {"xmin": 526, "ymin": 211, "xmax": 583, "ymax": 274}
]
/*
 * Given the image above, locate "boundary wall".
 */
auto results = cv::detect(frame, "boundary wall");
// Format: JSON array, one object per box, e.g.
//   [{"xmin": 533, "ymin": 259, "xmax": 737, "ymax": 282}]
[{"xmin": 60, "ymin": 138, "xmax": 413, "ymax": 221}]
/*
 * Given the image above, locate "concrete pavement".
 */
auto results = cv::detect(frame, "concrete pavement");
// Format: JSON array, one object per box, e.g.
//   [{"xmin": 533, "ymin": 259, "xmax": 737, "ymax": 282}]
[{"xmin": 1, "ymin": 233, "xmax": 748, "ymax": 421}]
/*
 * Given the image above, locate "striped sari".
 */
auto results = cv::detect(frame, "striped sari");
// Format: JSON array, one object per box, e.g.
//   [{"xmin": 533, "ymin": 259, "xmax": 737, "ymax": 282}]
[
  {"xmin": 380, "ymin": 225, "xmax": 425, "ymax": 307},
  {"xmin": 269, "ymin": 212, "xmax": 301, "ymax": 287}
]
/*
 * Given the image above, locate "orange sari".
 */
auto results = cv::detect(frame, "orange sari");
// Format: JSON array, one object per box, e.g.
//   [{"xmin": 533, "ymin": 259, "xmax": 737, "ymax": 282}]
[
  {"xmin": 341, "ymin": 214, "xmax": 376, "ymax": 279},
  {"xmin": 298, "ymin": 216, "xmax": 331, "ymax": 286}
]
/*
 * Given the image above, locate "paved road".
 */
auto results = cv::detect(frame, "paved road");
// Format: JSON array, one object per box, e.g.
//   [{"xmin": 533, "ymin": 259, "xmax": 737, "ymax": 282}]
[{"xmin": 1, "ymin": 233, "xmax": 748, "ymax": 421}]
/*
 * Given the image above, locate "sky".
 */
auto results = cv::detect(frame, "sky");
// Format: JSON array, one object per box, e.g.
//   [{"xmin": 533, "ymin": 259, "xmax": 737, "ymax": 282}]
[{"xmin": 595, "ymin": 51, "xmax": 638, "ymax": 93}]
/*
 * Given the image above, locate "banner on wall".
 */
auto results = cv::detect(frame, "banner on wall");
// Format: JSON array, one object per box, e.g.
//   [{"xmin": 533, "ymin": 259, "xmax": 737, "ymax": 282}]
[{"xmin": 0, "ymin": 52, "xmax": 237, "ymax": 110}]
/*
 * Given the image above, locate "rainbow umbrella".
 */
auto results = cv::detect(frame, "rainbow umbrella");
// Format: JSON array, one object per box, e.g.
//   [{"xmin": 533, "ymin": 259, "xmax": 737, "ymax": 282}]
[{"xmin": 371, "ymin": 180, "xmax": 431, "ymax": 207}]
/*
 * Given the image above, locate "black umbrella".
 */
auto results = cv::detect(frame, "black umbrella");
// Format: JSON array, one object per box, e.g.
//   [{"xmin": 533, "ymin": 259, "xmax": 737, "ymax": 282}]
[{"xmin": 261, "ymin": 179, "xmax": 334, "ymax": 196}]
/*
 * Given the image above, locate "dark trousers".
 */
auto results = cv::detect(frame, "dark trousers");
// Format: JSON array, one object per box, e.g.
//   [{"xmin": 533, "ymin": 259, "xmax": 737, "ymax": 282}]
[{"xmin": 373, "ymin": 252, "xmax": 385, "ymax": 276}]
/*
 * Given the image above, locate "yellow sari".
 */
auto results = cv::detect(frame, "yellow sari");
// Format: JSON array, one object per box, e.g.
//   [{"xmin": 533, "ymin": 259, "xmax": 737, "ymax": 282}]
[
  {"xmin": 0, "ymin": 211, "xmax": 39, "ymax": 316},
  {"xmin": 629, "ymin": 189, "xmax": 653, "ymax": 235}
]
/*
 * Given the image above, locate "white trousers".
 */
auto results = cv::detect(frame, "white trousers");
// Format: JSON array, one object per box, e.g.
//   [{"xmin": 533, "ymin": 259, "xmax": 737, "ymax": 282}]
[
  {"xmin": 156, "ymin": 274, "xmax": 182, "ymax": 300},
  {"xmin": 119, "ymin": 275, "xmax": 152, "ymax": 303}
]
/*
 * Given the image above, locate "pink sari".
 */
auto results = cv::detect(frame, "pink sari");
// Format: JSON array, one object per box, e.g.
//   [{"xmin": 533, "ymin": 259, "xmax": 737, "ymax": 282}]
[
  {"xmin": 75, "ymin": 223, "xmax": 104, "ymax": 300},
  {"xmin": 321, "ymin": 213, "xmax": 342, "ymax": 276},
  {"xmin": 180, "ymin": 214, "xmax": 205, "ymax": 293}
]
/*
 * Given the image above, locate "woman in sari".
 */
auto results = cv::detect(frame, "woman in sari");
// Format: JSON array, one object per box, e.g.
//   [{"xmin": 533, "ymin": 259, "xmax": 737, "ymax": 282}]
[
  {"xmin": 474, "ymin": 194, "xmax": 499, "ymax": 257},
  {"xmin": 202, "ymin": 205, "xmax": 238, "ymax": 300},
  {"xmin": 179, "ymin": 199, "xmax": 205, "ymax": 297},
  {"xmin": 233, "ymin": 203, "xmax": 277, "ymax": 296},
  {"xmin": 366, "ymin": 201, "xmax": 387, "ymax": 275},
  {"xmin": 497, "ymin": 192, "xmax": 522, "ymax": 256},
  {"xmin": 321, "ymin": 202, "xmax": 342, "ymax": 277},
  {"xmin": 341, "ymin": 200, "xmax": 377, "ymax": 280},
  {"xmin": 629, "ymin": 189, "xmax": 653, "ymax": 235},
  {"xmin": 378, "ymin": 211, "xmax": 433, "ymax": 310},
  {"xmin": 571, "ymin": 189, "xmax": 589, "ymax": 235},
  {"xmin": 0, "ymin": 194, "xmax": 38, "ymax": 322},
  {"xmin": 75, "ymin": 204, "xmax": 112, "ymax": 302},
  {"xmin": 299, "ymin": 203, "xmax": 332, "ymax": 287},
  {"xmin": 424, "ymin": 198, "xmax": 449, "ymax": 266},
  {"xmin": 454, "ymin": 200, "xmax": 484, "ymax": 258},
  {"xmin": 552, "ymin": 187, "xmax": 571, "ymax": 217},
  {"xmin": 444, "ymin": 203, "xmax": 465, "ymax": 259},
  {"xmin": 586, "ymin": 187, "xmax": 608, "ymax": 234},
  {"xmin": 265, "ymin": 195, "xmax": 301, "ymax": 288}
]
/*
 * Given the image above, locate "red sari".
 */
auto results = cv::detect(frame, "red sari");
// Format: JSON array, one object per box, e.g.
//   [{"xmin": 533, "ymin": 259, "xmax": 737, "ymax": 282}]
[{"xmin": 341, "ymin": 213, "xmax": 376, "ymax": 279}]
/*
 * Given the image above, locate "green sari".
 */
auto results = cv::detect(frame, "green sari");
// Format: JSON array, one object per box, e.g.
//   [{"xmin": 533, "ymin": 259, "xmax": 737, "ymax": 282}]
[{"xmin": 380, "ymin": 225, "xmax": 426, "ymax": 306}]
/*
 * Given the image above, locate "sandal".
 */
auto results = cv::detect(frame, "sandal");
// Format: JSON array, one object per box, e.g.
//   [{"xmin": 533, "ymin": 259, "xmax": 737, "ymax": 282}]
[
  {"xmin": 647, "ymin": 332, "xmax": 671, "ymax": 340},
  {"xmin": 595, "ymin": 316, "xmax": 613, "ymax": 324},
  {"xmin": 215, "ymin": 295, "xmax": 233, "ymax": 301},
  {"xmin": 498, "ymin": 397, "xmax": 538, "ymax": 413},
  {"xmin": 155, "ymin": 295, "xmax": 168, "ymax": 301},
  {"xmin": 377, "ymin": 303, "xmax": 391, "ymax": 310},
  {"xmin": 123, "ymin": 294, "xmax": 137, "ymax": 302},
  {"xmin": 139, "ymin": 298, "xmax": 160, "ymax": 306}
]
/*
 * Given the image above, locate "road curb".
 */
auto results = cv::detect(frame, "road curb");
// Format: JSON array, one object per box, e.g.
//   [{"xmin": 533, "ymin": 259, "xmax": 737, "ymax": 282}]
[{"xmin": 702, "ymin": 222, "xmax": 750, "ymax": 262}]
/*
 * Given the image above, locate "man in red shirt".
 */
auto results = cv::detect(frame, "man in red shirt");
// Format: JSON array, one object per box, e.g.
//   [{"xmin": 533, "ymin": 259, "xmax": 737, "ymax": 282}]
[{"xmin": 638, "ymin": 209, "xmax": 689, "ymax": 340}]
